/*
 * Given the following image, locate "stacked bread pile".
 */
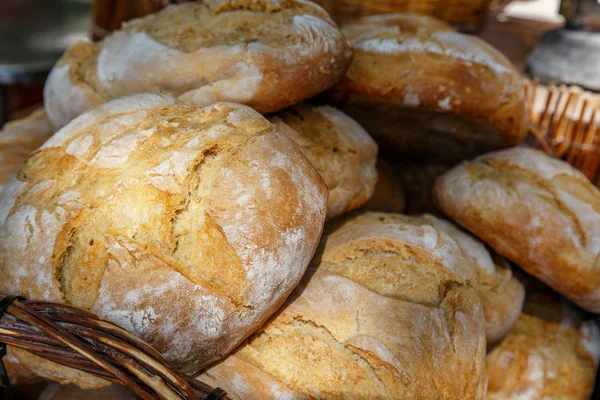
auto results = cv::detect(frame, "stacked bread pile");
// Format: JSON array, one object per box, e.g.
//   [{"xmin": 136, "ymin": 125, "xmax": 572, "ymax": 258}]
[{"xmin": 0, "ymin": 1, "xmax": 598, "ymax": 399}]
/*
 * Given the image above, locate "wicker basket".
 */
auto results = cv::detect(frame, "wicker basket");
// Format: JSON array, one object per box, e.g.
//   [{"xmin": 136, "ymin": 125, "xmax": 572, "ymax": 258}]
[
  {"xmin": 312, "ymin": 0, "xmax": 493, "ymax": 31},
  {"xmin": 525, "ymin": 79, "xmax": 600, "ymax": 186}
]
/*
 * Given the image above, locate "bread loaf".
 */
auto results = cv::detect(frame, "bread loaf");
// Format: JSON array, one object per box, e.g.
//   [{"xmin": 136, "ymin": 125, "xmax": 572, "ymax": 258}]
[
  {"xmin": 197, "ymin": 212, "xmax": 487, "ymax": 399},
  {"xmin": 0, "ymin": 94, "xmax": 328, "ymax": 386},
  {"xmin": 268, "ymin": 104, "xmax": 378, "ymax": 219},
  {"xmin": 330, "ymin": 212, "xmax": 524, "ymax": 343},
  {"xmin": 434, "ymin": 147, "xmax": 600, "ymax": 313},
  {"xmin": 327, "ymin": 13, "xmax": 527, "ymax": 161},
  {"xmin": 486, "ymin": 283, "xmax": 600, "ymax": 399},
  {"xmin": 0, "ymin": 108, "xmax": 54, "ymax": 193},
  {"xmin": 44, "ymin": 0, "xmax": 352, "ymax": 129}
]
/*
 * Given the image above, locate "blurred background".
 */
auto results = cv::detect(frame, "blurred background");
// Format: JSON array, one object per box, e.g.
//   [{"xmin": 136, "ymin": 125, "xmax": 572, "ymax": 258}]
[{"xmin": 4, "ymin": 0, "xmax": 600, "ymax": 127}]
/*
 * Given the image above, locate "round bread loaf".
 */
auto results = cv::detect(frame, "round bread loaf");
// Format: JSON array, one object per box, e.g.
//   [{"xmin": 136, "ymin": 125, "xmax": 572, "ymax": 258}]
[
  {"xmin": 434, "ymin": 147, "xmax": 600, "ymax": 313},
  {"xmin": 361, "ymin": 159, "xmax": 405, "ymax": 214},
  {"xmin": 44, "ymin": 0, "xmax": 353, "ymax": 129},
  {"xmin": 0, "ymin": 94, "xmax": 328, "ymax": 386},
  {"xmin": 39, "ymin": 383, "xmax": 136, "ymax": 400},
  {"xmin": 0, "ymin": 108, "xmax": 54, "ymax": 193},
  {"xmin": 327, "ymin": 13, "xmax": 527, "ymax": 161},
  {"xmin": 197, "ymin": 213, "xmax": 487, "ymax": 399},
  {"xmin": 330, "ymin": 212, "xmax": 524, "ymax": 343},
  {"xmin": 486, "ymin": 285, "xmax": 600, "ymax": 399},
  {"xmin": 269, "ymin": 104, "xmax": 378, "ymax": 219}
]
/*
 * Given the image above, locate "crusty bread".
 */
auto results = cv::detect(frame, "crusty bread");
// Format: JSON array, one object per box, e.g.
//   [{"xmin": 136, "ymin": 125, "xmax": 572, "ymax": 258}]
[
  {"xmin": 0, "ymin": 94, "xmax": 327, "ymax": 386},
  {"xmin": 327, "ymin": 13, "xmax": 527, "ymax": 161},
  {"xmin": 38, "ymin": 383, "xmax": 136, "ymax": 400},
  {"xmin": 0, "ymin": 108, "xmax": 54, "ymax": 193},
  {"xmin": 268, "ymin": 104, "xmax": 377, "ymax": 219},
  {"xmin": 434, "ymin": 147, "xmax": 600, "ymax": 313},
  {"xmin": 330, "ymin": 212, "xmax": 524, "ymax": 343},
  {"xmin": 44, "ymin": 0, "xmax": 352, "ymax": 129},
  {"xmin": 197, "ymin": 213, "xmax": 487, "ymax": 399},
  {"xmin": 486, "ymin": 284, "xmax": 600, "ymax": 400},
  {"xmin": 361, "ymin": 159, "xmax": 405, "ymax": 214}
]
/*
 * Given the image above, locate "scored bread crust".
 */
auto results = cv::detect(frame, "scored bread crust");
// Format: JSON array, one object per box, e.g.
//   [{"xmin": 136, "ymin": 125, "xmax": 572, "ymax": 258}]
[
  {"xmin": 0, "ymin": 108, "xmax": 54, "ymax": 193},
  {"xmin": 44, "ymin": 0, "xmax": 353, "ymax": 129},
  {"xmin": 196, "ymin": 214, "xmax": 487, "ymax": 399},
  {"xmin": 434, "ymin": 147, "xmax": 600, "ymax": 313},
  {"xmin": 268, "ymin": 104, "xmax": 378, "ymax": 219},
  {"xmin": 329, "ymin": 211, "xmax": 525, "ymax": 343},
  {"xmin": 327, "ymin": 13, "xmax": 527, "ymax": 161},
  {"xmin": 0, "ymin": 94, "xmax": 327, "ymax": 386},
  {"xmin": 486, "ymin": 288, "xmax": 600, "ymax": 399}
]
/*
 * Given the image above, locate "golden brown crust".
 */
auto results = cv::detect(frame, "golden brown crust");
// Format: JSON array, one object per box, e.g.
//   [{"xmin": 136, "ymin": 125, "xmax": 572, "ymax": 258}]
[
  {"xmin": 197, "ymin": 213, "xmax": 487, "ymax": 399},
  {"xmin": 434, "ymin": 147, "xmax": 600, "ymax": 313},
  {"xmin": 44, "ymin": 0, "xmax": 352, "ymax": 128},
  {"xmin": 0, "ymin": 94, "xmax": 327, "ymax": 385},
  {"xmin": 327, "ymin": 211, "xmax": 524, "ymax": 342},
  {"xmin": 486, "ymin": 288, "xmax": 600, "ymax": 399},
  {"xmin": 0, "ymin": 108, "xmax": 54, "ymax": 192},
  {"xmin": 327, "ymin": 13, "xmax": 527, "ymax": 161},
  {"xmin": 269, "ymin": 104, "xmax": 378, "ymax": 219}
]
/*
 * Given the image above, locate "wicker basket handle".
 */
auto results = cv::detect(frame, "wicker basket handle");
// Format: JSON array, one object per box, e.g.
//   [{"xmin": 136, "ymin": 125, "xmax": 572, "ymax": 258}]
[{"xmin": 0, "ymin": 297, "xmax": 232, "ymax": 400}]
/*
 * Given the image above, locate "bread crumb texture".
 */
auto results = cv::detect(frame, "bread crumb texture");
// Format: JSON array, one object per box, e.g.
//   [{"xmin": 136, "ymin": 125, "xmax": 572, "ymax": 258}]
[
  {"xmin": 0, "ymin": 94, "xmax": 327, "ymax": 384},
  {"xmin": 197, "ymin": 212, "xmax": 487, "ymax": 399},
  {"xmin": 44, "ymin": 0, "xmax": 352, "ymax": 128}
]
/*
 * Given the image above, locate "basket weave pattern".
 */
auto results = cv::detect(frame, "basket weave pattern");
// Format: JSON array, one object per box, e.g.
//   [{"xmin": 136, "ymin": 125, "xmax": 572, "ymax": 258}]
[
  {"xmin": 526, "ymin": 79, "xmax": 600, "ymax": 186},
  {"xmin": 0, "ymin": 298, "xmax": 230, "ymax": 400}
]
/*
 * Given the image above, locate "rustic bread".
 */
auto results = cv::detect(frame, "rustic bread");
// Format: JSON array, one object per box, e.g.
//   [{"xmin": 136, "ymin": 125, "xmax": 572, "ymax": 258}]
[
  {"xmin": 44, "ymin": 0, "xmax": 352, "ymax": 129},
  {"xmin": 434, "ymin": 147, "xmax": 600, "ymax": 313},
  {"xmin": 39, "ymin": 383, "xmax": 136, "ymax": 400},
  {"xmin": 486, "ymin": 284, "xmax": 600, "ymax": 399},
  {"xmin": 0, "ymin": 108, "xmax": 54, "ymax": 193},
  {"xmin": 331, "ymin": 212, "xmax": 524, "ymax": 343},
  {"xmin": 327, "ymin": 13, "xmax": 527, "ymax": 161},
  {"xmin": 361, "ymin": 159, "xmax": 405, "ymax": 214},
  {"xmin": 0, "ymin": 94, "xmax": 328, "ymax": 386},
  {"xmin": 197, "ymin": 213, "xmax": 487, "ymax": 399},
  {"xmin": 268, "ymin": 104, "xmax": 378, "ymax": 219}
]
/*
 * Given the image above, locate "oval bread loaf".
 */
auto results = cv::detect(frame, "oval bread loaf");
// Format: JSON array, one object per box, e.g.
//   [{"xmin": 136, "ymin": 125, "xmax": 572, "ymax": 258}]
[
  {"xmin": 434, "ymin": 147, "xmax": 600, "ymax": 313},
  {"xmin": 0, "ymin": 94, "xmax": 328, "ymax": 386},
  {"xmin": 327, "ymin": 13, "xmax": 527, "ymax": 161},
  {"xmin": 269, "ymin": 104, "xmax": 378, "ymax": 219},
  {"xmin": 330, "ymin": 212, "xmax": 525, "ymax": 343},
  {"xmin": 197, "ymin": 213, "xmax": 487, "ymax": 399},
  {"xmin": 486, "ymin": 284, "xmax": 600, "ymax": 400},
  {"xmin": 44, "ymin": 0, "xmax": 353, "ymax": 129},
  {"xmin": 0, "ymin": 108, "xmax": 54, "ymax": 193}
]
